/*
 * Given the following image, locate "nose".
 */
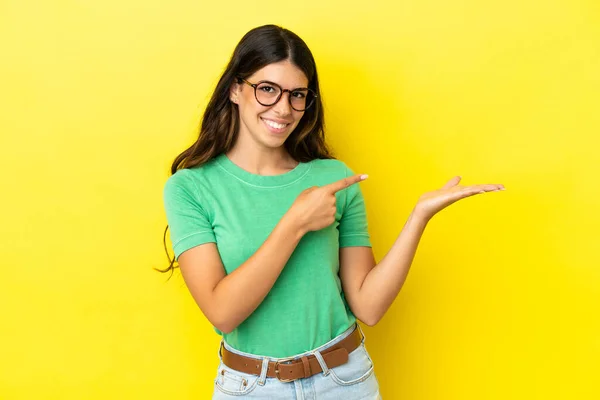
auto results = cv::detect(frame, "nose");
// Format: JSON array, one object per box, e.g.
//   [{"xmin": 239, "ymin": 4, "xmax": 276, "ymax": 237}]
[{"xmin": 272, "ymin": 91, "xmax": 293, "ymax": 115}]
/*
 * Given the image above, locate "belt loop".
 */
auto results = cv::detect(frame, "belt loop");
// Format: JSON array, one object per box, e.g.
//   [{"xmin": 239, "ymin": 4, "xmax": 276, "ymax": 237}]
[
  {"xmin": 218, "ymin": 340, "xmax": 224, "ymax": 361},
  {"xmin": 258, "ymin": 357, "xmax": 269, "ymax": 386},
  {"xmin": 356, "ymin": 322, "xmax": 366, "ymax": 344},
  {"xmin": 300, "ymin": 356, "xmax": 311, "ymax": 378},
  {"xmin": 312, "ymin": 350, "xmax": 330, "ymax": 376}
]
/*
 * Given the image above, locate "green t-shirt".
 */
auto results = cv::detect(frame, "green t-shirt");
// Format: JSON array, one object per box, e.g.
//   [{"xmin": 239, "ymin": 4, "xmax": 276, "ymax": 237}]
[{"xmin": 163, "ymin": 153, "xmax": 371, "ymax": 357}]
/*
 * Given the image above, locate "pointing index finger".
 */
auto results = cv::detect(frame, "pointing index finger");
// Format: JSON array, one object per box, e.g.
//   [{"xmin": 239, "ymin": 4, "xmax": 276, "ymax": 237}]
[{"xmin": 324, "ymin": 174, "xmax": 368, "ymax": 193}]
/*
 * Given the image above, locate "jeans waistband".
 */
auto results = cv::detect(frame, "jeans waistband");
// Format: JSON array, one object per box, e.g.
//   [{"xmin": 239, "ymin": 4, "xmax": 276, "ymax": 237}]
[{"xmin": 220, "ymin": 323, "xmax": 363, "ymax": 362}]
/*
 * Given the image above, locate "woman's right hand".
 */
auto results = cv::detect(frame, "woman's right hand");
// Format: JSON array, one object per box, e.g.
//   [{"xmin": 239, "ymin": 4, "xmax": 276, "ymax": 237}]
[{"xmin": 287, "ymin": 174, "xmax": 368, "ymax": 234}]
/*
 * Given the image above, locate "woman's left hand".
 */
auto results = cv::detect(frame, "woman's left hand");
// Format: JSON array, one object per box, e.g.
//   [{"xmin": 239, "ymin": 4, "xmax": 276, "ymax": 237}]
[{"xmin": 413, "ymin": 176, "xmax": 505, "ymax": 221}]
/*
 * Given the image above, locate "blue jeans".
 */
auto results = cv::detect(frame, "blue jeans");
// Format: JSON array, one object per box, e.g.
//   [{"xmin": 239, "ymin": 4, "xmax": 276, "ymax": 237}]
[{"xmin": 212, "ymin": 323, "xmax": 382, "ymax": 399}]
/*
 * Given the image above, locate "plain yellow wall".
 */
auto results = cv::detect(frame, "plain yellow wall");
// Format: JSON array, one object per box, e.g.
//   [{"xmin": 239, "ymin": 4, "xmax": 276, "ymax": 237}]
[{"xmin": 1, "ymin": 0, "xmax": 598, "ymax": 399}]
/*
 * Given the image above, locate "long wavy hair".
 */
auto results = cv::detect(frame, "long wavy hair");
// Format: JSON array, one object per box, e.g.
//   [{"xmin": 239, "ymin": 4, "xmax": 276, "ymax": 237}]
[{"xmin": 156, "ymin": 25, "xmax": 334, "ymax": 277}]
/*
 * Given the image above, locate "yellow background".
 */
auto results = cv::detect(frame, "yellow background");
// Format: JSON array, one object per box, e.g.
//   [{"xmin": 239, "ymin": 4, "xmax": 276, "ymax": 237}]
[{"xmin": 1, "ymin": 0, "xmax": 598, "ymax": 398}]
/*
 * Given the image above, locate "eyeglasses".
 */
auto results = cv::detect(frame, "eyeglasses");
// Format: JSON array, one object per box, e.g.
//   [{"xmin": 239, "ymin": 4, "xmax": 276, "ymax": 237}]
[{"xmin": 237, "ymin": 77, "xmax": 317, "ymax": 111}]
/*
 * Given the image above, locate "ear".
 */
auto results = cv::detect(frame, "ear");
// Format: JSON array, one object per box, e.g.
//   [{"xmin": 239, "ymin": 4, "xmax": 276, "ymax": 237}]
[{"xmin": 229, "ymin": 80, "xmax": 241, "ymax": 104}]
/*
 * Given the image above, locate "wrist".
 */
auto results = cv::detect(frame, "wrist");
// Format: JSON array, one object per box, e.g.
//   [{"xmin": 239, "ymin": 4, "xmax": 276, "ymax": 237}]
[
  {"xmin": 281, "ymin": 211, "xmax": 307, "ymax": 240},
  {"xmin": 410, "ymin": 207, "xmax": 432, "ymax": 225}
]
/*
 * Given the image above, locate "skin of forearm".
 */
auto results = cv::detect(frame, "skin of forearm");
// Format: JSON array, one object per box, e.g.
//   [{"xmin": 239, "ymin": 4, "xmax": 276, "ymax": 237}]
[
  {"xmin": 357, "ymin": 210, "xmax": 429, "ymax": 326},
  {"xmin": 210, "ymin": 213, "xmax": 305, "ymax": 333}
]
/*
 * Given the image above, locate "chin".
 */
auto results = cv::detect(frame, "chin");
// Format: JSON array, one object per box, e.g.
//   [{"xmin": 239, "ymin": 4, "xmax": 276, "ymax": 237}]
[
  {"xmin": 258, "ymin": 127, "xmax": 295, "ymax": 147},
  {"xmin": 261, "ymin": 135, "xmax": 290, "ymax": 149}
]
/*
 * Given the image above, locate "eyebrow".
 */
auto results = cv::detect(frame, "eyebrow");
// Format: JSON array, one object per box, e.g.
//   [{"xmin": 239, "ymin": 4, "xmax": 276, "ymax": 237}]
[{"xmin": 257, "ymin": 79, "xmax": 310, "ymax": 90}]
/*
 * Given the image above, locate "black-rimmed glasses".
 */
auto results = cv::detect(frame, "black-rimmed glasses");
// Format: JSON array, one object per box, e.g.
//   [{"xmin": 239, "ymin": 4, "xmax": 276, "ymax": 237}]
[{"xmin": 237, "ymin": 77, "xmax": 317, "ymax": 111}]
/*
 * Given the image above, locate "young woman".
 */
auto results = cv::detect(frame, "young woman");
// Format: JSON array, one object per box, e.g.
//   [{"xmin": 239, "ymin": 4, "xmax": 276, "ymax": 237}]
[{"xmin": 159, "ymin": 24, "xmax": 504, "ymax": 399}]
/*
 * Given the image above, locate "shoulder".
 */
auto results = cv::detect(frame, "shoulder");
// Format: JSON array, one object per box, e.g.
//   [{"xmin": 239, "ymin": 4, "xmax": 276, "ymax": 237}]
[
  {"xmin": 306, "ymin": 158, "xmax": 362, "ymax": 193},
  {"xmin": 309, "ymin": 158, "xmax": 360, "ymax": 182},
  {"xmin": 309, "ymin": 158, "xmax": 353, "ymax": 176},
  {"xmin": 164, "ymin": 168, "xmax": 195, "ymax": 195},
  {"xmin": 163, "ymin": 158, "xmax": 220, "ymax": 198}
]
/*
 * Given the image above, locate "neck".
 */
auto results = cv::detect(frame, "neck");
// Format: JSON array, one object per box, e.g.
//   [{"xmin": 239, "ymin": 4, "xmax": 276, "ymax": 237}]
[{"xmin": 225, "ymin": 143, "xmax": 298, "ymax": 176}]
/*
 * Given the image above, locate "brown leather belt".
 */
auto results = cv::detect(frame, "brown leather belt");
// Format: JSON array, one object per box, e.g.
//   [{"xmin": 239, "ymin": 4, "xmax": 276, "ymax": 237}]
[{"xmin": 220, "ymin": 325, "xmax": 363, "ymax": 382}]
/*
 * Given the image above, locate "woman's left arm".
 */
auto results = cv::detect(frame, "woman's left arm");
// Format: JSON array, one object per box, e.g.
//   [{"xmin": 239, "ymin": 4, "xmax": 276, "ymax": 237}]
[{"xmin": 340, "ymin": 176, "xmax": 505, "ymax": 326}]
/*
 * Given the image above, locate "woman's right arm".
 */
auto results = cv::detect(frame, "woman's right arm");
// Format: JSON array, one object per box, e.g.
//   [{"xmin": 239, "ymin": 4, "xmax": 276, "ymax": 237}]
[
  {"xmin": 177, "ymin": 174, "xmax": 366, "ymax": 334},
  {"xmin": 178, "ymin": 212, "xmax": 303, "ymax": 334}
]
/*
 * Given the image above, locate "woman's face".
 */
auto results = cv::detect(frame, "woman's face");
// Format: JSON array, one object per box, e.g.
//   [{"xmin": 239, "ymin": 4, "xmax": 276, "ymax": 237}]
[{"xmin": 231, "ymin": 60, "xmax": 308, "ymax": 152}]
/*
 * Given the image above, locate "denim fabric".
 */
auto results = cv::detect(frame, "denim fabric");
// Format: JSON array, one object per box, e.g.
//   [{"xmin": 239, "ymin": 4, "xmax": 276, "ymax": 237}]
[{"xmin": 212, "ymin": 324, "xmax": 382, "ymax": 399}]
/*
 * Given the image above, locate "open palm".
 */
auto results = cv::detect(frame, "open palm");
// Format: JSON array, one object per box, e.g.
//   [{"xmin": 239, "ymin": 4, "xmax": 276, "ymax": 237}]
[{"xmin": 414, "ymin": 176, "xmax": 505, "ymax": 221}]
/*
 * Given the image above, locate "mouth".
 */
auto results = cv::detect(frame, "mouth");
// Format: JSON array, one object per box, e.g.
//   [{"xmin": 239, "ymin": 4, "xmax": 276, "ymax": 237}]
[{"xmin": 261, "ymin": 117, "xmax": 291, "ymax": 134}]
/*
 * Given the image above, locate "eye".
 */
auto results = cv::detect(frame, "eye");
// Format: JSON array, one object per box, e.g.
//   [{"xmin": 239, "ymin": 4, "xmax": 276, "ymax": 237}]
[
  {"xmin": 291, "ymin": 91, "xmax": 307, "ymax": 99},
  {"xmin": 258, "ymin": 85, "xmax": 276, "ymax": 93}
]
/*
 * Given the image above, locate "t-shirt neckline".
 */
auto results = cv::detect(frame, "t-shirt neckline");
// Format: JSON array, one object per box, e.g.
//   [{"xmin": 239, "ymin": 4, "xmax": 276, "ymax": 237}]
[{"xmin": 215, "ymin": 153, "xmax": 311, "ymax": 188}]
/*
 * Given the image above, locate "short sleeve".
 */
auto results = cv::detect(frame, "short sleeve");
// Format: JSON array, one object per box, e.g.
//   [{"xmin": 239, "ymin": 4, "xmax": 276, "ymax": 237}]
[
  {"xmin": 163, "ymin": 170, "xmax": 216, "ymax": 260},
  {"xmin": 338, "ymin": 164, "xmax": 372, "ymax": 248}
]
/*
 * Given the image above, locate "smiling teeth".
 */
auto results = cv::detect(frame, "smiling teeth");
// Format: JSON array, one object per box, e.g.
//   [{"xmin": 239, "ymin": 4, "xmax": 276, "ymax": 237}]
[{"xmin": 264, "ymin": 119, "xmax": 288, "ymax": 129}]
